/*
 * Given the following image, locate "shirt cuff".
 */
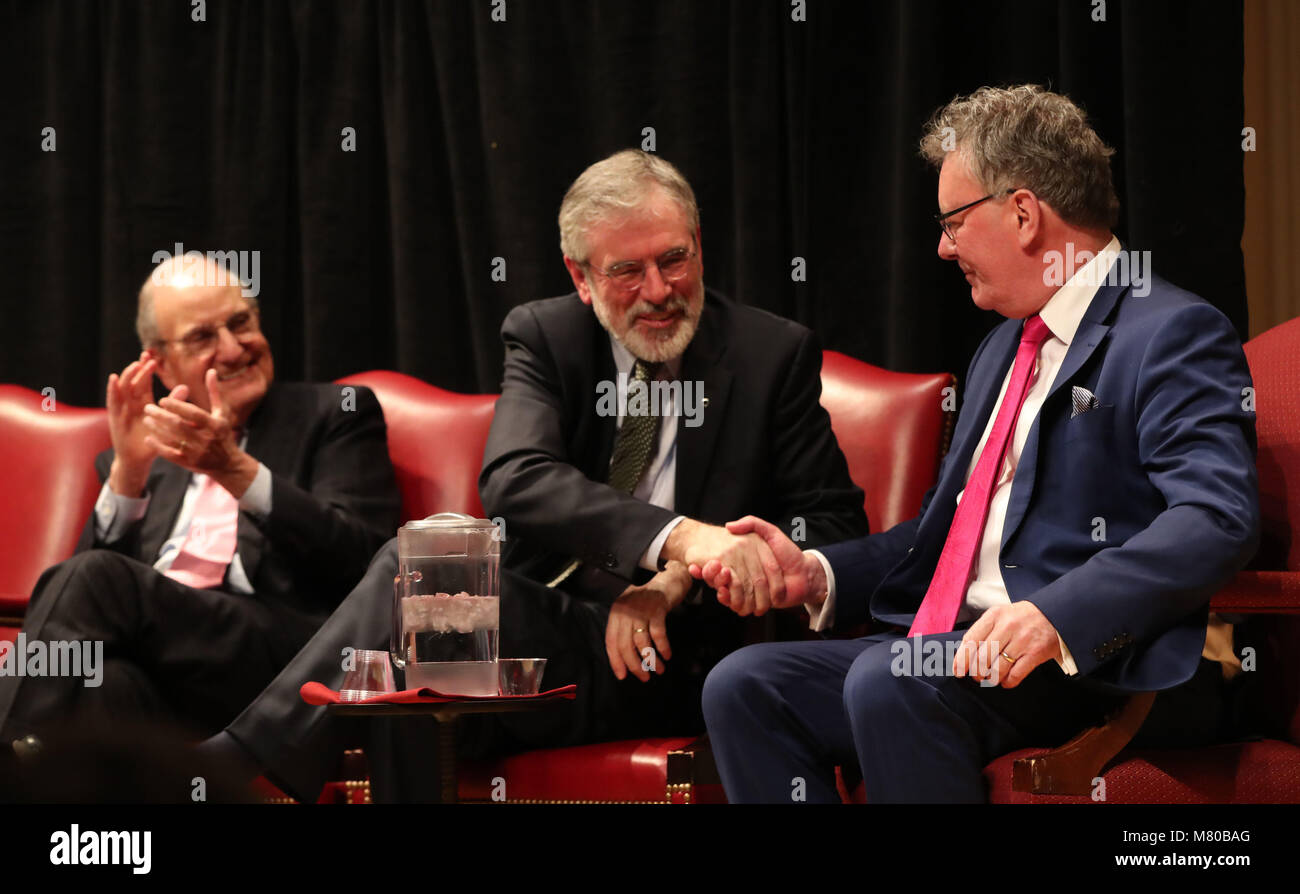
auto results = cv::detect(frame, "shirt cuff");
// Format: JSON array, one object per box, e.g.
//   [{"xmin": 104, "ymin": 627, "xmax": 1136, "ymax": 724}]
[
  {"xmin": 1055, "ymin": 633, "xmax": 1078, "ymax": 675},
  {"xmin": 237, "ymin": 463, "xmax": 273, "ymax": 518},
  {"xmin": 803, "ymin": 549, "xmax": 837, "ymax": 632},
  {"xmin": 94, "ymin": 481, "xmax": 150, "ymax": 543},
  {"xmin": 642, "ymin": 515, "xmax": 686, "ymax": 572}
]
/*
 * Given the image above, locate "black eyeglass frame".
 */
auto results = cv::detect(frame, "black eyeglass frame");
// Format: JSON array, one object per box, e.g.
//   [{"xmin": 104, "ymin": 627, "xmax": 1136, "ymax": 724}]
[{"xmin": 934, "ymin": 188, "xmax": 1021, "ymax": 242}]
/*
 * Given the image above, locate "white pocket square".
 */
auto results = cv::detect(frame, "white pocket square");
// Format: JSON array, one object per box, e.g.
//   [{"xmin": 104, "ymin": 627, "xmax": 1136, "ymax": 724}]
[{"xmin": 1071, "ymin": 386, "xmax": 1102, "ymax": 418}]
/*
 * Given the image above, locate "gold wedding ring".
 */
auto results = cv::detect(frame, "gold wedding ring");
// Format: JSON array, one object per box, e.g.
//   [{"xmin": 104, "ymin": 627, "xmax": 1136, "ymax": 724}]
[
  {"xmin": 179, "ymin": 439, "xmax": 188, "ymax": 452},
  {"xmin": 1000, "ymin": 651, "xmax": 1017, "ymax": 665},
  {"xmin": 633, "ymin": 627, "xmax": 647, "ymax": 635}
]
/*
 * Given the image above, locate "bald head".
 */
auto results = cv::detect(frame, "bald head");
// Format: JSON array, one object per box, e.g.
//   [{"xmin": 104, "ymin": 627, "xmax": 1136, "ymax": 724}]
[
  {"xmin": 135, "ymin": 254, "xmax": 273, "ymax": 427},
  {"xmin": 137, "ymin": 256, "xmax": 258, "ymax": 350}
]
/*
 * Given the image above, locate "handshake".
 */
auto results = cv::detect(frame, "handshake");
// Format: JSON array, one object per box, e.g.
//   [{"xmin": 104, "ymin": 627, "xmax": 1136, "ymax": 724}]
[
  {"xmin": 663, "ymin": 516, "xmax": 829, "ymax": 616},
  {"xmin": 606, "ymin": 515, "xmax": 829, "ymax": 682}
]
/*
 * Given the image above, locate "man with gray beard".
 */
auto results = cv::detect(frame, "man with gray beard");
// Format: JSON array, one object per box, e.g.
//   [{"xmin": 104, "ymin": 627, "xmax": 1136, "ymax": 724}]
[{"xmin": 203, "ymin": 150, "xmax": 867, "ymax": 801}]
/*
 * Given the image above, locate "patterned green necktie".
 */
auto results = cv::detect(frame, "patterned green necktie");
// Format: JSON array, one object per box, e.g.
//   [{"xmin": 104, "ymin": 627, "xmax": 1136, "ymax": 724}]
[
  {"xmin": 606, "ymin": 359, "xmax": 661, "ymax": 494},
  {"xmin": 548, "ymin": 359, "xmax": 661, "ymax": 588}
]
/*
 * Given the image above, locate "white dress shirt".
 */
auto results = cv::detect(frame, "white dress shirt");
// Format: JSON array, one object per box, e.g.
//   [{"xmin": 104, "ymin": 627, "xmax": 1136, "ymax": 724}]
[
  {"xmin": 92, "ymin": 433, "xmax": 273, "ymax": 594},
  {"xmin": 807, "ymin": 236, "xmax": 1128, "ymax": 674}
]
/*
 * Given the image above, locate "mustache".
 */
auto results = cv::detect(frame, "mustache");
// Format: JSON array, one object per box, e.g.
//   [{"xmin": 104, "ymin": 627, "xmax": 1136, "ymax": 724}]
[{"xmin": 625, "ymin": 295, "xmax": 691, "ymax": 319}]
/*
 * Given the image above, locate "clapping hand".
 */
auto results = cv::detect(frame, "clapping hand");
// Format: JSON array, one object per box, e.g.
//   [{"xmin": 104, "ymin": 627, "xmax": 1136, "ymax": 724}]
[
  {"xmin": 142, "ymin": 368, "xmax": 259, "ymax": 497},
  {"xmin": 105, "ymin": 352, "xmax": 165, "ymax": 496}
]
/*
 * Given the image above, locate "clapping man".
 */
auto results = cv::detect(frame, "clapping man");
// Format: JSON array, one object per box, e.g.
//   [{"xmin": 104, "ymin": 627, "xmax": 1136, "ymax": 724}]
[{"xmin": 0, "ymin": 256, "xmax": 399, "ymax": 752}]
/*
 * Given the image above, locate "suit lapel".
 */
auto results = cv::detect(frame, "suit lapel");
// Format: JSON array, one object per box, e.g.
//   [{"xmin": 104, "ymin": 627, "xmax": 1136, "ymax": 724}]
[
  {"xmin": 1000, "ymin": 283, "xmax": 1124, "ymax": 549},
  {"xmin": 1043, "ymin": 317, "xmax": 1113, "ymax": 405},
  {"xmin": 938, "ymin": 323, "xmax": 1020, "ymax": 507},
  {"xmin": 587, "ymin": 325, "xmax": 621, "ymax": 477},
  {"xmin": 139, "ymin": 460, "xmax": 190, "ymax": 562},
  {"xmin": 674, "ymin": 299, "xmax": 732, "ymax": 520},
  {"xmin": 235, "ymin": 385, "xmax": 289, "ymax": 586}
]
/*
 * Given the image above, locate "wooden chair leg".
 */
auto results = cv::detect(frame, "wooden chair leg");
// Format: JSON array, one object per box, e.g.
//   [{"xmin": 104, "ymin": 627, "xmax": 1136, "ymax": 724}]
[
  {"xmin": 1012, "ymin": 692, "xmax": 1156, "ymax": 796},
  {"xmin": 666, "ymin": 735, "xmax": 726, "ymax": 803}
]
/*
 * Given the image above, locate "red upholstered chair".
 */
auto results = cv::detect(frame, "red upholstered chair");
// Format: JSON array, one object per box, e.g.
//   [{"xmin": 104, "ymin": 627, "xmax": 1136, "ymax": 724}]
[
  {"xmin": 982, "ymin": 316, "xmax": 1300, "ymax": 803},
  {"xmin": 820, "ymin": 351, "xmax": 955, "ymax": 529},
  {"xmin": 335, "ymin": 371, "xmax": 497, "ymax": 521},
  {"xmin": 453, "ymin": 353, "xmax": 956, "ymax": 803},
  {"xmin": 0, "ymin": 387, "xmax": 110, "ymax": 644},
  {"xmin": 456, "ymin": 738, "xmax": 714, "ymax": 804}
]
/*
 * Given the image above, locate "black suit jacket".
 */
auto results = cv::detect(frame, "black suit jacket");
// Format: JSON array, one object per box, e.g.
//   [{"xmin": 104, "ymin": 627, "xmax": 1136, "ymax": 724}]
[
  {"xmin": 78, "ymin": 382, "xmax": 401, "ymax": 630},
  {"xmin": 479, "ymin": 290, "xmax": 868, "ymax": 603},
  {"xmin": 220, "ymin": 298, "xmax": 863, "ymax": 797}
]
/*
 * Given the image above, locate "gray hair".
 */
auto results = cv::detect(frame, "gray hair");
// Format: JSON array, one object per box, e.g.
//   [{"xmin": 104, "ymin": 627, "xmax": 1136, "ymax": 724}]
[
  {"xmin": 136, "ymin": 281, "xmax": 162, "ymax": 349},
  {"xmin": 919, "ymin": 85, "xmax": 1120, "ymax": 230},
  {"xmin": 558, "ymin": 149, "xmax": 700, "ymax": 262},
  {"xmin": 136, "ymin": 257, "xmax": 258, "ymax": 350}
]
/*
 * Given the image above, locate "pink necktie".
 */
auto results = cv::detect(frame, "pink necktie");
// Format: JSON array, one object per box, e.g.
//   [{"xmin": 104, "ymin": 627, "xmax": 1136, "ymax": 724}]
[
  {"xmin": 165, "ymin": 475, "xmax": 240, "ymax": 590},
  {"xmin": 908, "ymin": 315, "xmax": 1051, "ymax": 637}
]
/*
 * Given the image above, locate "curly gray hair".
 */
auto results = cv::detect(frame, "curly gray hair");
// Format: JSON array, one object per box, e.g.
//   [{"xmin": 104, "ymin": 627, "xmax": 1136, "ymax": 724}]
[{"xmin": 919, "ymin": 85, "xmax": 1119, "ymax": 230}]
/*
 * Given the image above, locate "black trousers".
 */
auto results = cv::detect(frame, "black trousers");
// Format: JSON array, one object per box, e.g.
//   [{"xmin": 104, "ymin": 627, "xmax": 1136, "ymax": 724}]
[
  {"xmin": 224, "ymin": 538, "xmax": 730, "ymax": 802},
  {"xmin": 0, "ymin": 550, "xmax": 315, "ymax": 743}
]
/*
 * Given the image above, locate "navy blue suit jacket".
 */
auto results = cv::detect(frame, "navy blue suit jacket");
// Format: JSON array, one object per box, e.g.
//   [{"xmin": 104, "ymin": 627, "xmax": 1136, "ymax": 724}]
[{"xmin": 821, "ymin": 271, "xmax": 1259, "ymax": 693}]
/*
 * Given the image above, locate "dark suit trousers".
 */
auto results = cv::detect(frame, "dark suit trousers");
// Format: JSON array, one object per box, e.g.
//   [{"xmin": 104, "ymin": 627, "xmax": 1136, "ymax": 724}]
[
  {"xmin": 225, "ymin": 538, "xmax": 722, "ymax": 803},
  {"xmin": 0, "ymin": 550, "xmax": 310, "ymax": 743},
  {"xmin": 702, "ymin": 632, "xmax": 1231, "ymax": 803}
]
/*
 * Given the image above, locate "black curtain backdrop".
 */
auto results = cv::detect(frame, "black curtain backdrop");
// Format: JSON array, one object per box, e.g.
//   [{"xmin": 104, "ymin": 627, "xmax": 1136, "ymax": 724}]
[{"xmin": 0, "ymin": 0, "xmax": 1246, "ymax": 407}]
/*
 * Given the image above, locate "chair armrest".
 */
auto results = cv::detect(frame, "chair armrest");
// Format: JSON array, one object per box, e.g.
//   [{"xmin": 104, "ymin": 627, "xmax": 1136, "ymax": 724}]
[
  {"xmin": 0, "ymin": 591, "xmax": 29, "ymax": 621},
  {"xmin": 1012, "ymin": 577, "xmax": 1300, "ymax": 797},
  {"xmin": 1209, "ymin": 571, "xmax": 1300, "ymax": 614},
  {"xmin": 1011, "ymin": 692, "xmax": 1157, "ymax": 795}
]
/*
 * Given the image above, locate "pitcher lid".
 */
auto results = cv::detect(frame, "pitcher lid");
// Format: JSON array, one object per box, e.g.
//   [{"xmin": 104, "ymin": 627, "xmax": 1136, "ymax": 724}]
[{"xmin": 401, "ymin": 512, "xmax": 497, "ymax": 532}]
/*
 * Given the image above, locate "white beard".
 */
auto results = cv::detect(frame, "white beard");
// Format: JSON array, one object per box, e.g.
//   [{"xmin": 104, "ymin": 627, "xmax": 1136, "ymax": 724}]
[{"xmin": 590, "ymin": 286, "xmax": 704, "ymax": 364}]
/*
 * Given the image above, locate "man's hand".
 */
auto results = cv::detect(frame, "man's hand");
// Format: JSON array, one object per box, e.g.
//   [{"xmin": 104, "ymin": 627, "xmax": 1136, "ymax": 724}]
[
  {"xmin": 605, "ymin": 561, "xmax": 693, "ymax": 682},
  {"xmin": 951, "ymin": 601, "xmax": 1063, "ymax": 689},
  {"xmin": 693, "ymin": 515, "xmax": 826, "ymax": 612},
  {"xmin": 142, "ymin": 368, "xmax": 259, "ymax": 498},
  {"xmin": 664, "ymin": 519, "xmax": 786, "ymax": 616},
  {"xmin": 106, "ymin": 352, "xmax": 164, "ymax": 497}
]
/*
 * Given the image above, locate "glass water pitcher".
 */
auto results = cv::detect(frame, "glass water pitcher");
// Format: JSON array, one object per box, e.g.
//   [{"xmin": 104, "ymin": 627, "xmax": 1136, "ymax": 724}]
[{"xmin": 391, "ymin": 513, "xmax": 500, "ymax": 696}]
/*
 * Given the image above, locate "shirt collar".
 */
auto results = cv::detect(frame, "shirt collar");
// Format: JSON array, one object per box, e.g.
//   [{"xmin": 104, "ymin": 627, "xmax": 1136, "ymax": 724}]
[{"xmin": 1036, "ymin": 234, "xmax": 1121, "ymax": 346}]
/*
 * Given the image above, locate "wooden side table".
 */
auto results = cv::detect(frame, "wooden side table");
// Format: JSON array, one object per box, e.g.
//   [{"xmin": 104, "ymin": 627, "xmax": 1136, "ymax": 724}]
[{"xmin": 325, "ymin": 697, "xmax": 569, "ymax": 803}]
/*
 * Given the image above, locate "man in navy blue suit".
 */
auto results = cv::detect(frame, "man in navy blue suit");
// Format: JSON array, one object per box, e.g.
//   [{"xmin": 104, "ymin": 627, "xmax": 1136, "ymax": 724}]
[{"xmin": 697, "ymin": 85, "xmax": 1259, "ymax": 803}]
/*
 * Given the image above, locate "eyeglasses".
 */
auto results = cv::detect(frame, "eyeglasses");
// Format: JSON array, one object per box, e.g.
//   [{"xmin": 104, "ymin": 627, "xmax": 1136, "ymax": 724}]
[
  {"xmin": 935, "ymin": 188, "xmax": 1020, "ymax": 243},
  {"xmin": 162, "ymin": 308, "xmax": 260, "ymax": 357},
  {"xmin": 585, "ymin": 246, "xmax": 697, "ymax": 293}
]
